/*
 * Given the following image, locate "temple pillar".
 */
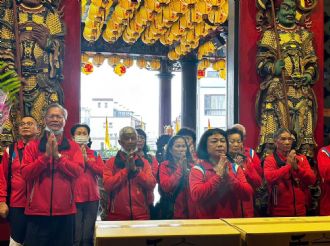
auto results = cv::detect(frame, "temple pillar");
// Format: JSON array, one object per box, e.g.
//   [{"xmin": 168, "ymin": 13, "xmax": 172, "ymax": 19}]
[
  {"xmin": 158, "ymin": 60, "xmax": 173, "ymax": 134},
  {"xmin": 181, "ymin": 56, "xmax": 198, "ymax": 131},
  {"xmin": 61, "ymin": 0, "xmax": 81, "ymax": 137}
]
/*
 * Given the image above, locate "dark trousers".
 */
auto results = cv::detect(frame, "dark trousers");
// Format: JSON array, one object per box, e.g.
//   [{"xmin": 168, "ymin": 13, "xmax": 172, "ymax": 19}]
[
  {"xmin": 8, "ymin": 207, "xmax": 27, "ymax": 244},
  {"xmin": 74, "ymin": 201, "xmax": 99, "ymax": 246},
  {"xmin": 24, "ymin": 215, "xmax": 74, "ymax": 246}
]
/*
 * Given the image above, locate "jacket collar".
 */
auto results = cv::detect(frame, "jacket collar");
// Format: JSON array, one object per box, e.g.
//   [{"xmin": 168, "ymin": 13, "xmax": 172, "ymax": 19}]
[{"xmin": 38, "ymin": 133, "xmax": 70, "ymax": 153}]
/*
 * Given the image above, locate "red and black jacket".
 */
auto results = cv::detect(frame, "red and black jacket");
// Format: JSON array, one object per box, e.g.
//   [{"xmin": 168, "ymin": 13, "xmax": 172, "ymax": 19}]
[
  {"xmin": 21, "ymin": 135, "xmax": 84, "ymax": 216},
  {"xmin": 103, "ymin": 151, "xmax": 156, "ymax": 220},
  {"xmin": 264, "ymin": 151, "xmax": 316, "ymax": 216}
]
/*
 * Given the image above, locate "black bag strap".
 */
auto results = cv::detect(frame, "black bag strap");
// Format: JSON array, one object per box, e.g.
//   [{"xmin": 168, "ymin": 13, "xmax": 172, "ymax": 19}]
[{"xmin": 6, "ymin": 143, "xmax": 15, "ymax": 205}]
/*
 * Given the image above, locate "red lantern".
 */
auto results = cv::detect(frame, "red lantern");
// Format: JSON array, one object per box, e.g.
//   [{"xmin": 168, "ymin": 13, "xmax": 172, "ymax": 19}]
[
  {"xmin": 82, "ymin": 62, "xmax": 94, "ymax": 75},
  {"xmin": 198, "ymin": 69, "xmax": 205, "ymax": 79},
  {"xmin": 114, "ymin": 63, "xmax": 127, "ymax": 76}
]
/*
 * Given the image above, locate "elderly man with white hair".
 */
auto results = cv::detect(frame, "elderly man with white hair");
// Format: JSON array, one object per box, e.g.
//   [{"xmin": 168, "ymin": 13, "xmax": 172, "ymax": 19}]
[{"xmin": 103, "ymin": 126, "xmax": 156, "ymax": 220}]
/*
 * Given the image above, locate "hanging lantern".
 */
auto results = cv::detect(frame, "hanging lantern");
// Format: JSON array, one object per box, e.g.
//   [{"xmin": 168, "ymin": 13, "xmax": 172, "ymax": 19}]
[
  {"xmin": 197, "ymin": 69, "xmax": 206, "ymax": 79},
  {"xmin": 81, "ymin": 53, "xmax": 90, "ymax": 64},
  {"xmin": 198, "ymin": 59, "xmax": 210, "ymax": 70},
  {"xmin": 141, "ymin": 29, "xmax": 157, "ymax": 45},
  {"xmin": 169, "ymin": 22, "xmax": 184, "ymax": 38},
  {"xmin": 136, "ymin": 58, "xmax": 147, "ymax": 69},
  {"xmin": 159, "ymin": 34, "xmax": 173, "ymax": 45},
  {"xmin": 181, "ymin": 0, "xmax": 197, "ymax": 5},
  {"xmin": 168, "ymin": 50, "xmax": 180, "ymax": 61},
  {"xmin": 144, "ymin": 0, "xmax": 161, "ymax": 13},
  {"xmin": 83, "ymin": 27, "xmax": 98, "ymax": 42},
  {"xmin": 168, "ymin": 0, "xmax": 188, "ymax": 16},
  {"xmin": 196, "ymin": 1, "xmax": 212, "ymax": 15},
  {"xmin": 82, "ymin": 62, "xmax": 94, "ymax": 75},
  {"xmin": 206, "ymin": 0, "xmax": 224, "ymax": 7},
  {"xmin": 108, "ymin": 55, "xmax": 121, "ymax": 67},
  {"xmin": 158, "ymin": 0, "xmax": 171, "ymax": 4},
  {"xmin": 212, "ymin": 59, "xmax": 226, "ymax": 71},
  {"xmin": 135, "ymin": 6, "xmax": 154, "ymax": 25},
  {"xmin": 149, "ymin": 59, "xmax": 161, "ymax": 70},
  {"xmin": 123, "ymin": 57, "xmax": 134, "ymax": 68},
  {"xmin": 207, "ymin": 0, "xmax": 228, "ymax": 25},
  {"xmin": 112, "ymin": 5, "xmax": 131, "ymax": 23},
  {"xmin": 154, "ymin": 13, "xmax": 168, "ymax": 29},
  {"xmin": 118, "ymin": 0, "xmax": 140, "ymax": 11},
  {"xmin": 162, "ymin": 7, "xmax": 179, "ymax": 26},
  {"xmin": 194, "ymin": 23, "xmax": 209, "ymax": 38},
  {"xmin": 114, "ymin": 63, "xmax": 127, "ymax": 76},
  {"xmin": 188, "ymin": 6, "xmax": 202, "ymax": 25},
  {"xmin": 219, "ymin": 68, "xmax": 226, "ymax": 80},
  {"xmin": 92, "ymin": 53, "xmax": 105, "ymax": 67},
  {"xmin": 122, "ymin": 30, "xmax": 137, "ymax": 44}
]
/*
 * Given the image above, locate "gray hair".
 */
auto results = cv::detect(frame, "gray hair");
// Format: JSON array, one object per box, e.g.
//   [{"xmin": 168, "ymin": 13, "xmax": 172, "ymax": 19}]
[
  {"xmin": 44, "ymin": 103, "xmax": 68, "ymax": 120},
  {"xmin": 119, "ymin": 126, "xmax": 137, "ymax": 140},
  {"xmin": 232, "ymin": 123, "xmax": 246, "ymax": 137},
  {"xmin": 274, "ymin": 127, "xmax": 291, "ymax": 140}
]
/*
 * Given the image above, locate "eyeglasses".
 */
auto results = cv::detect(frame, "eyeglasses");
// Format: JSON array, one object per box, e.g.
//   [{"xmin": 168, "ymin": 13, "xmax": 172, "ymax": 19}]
[
  {"xmin": 19, "ymin": 122, "xmax": 35, "ymax": 127},
  {"xmin": 46, "ymin": 115, "xmax": 64, "ymax": 120}
]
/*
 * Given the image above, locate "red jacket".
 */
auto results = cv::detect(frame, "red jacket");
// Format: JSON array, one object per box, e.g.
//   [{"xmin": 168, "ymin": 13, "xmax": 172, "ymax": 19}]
[
  {"xmin": 244, "ymin": 147, "xmax": 263, "ymax": 177},
  {"xmin": 189, "ymin": 160, "xmax": 252, "ymax": 219},
  {"xmin": 264, "ymin": 151, "xmax": 316, "ymax": 216},
  {"xmin": 317, "ymin": 146, "xmax": 330, "ymax": 215},
  {"xmin": 0, "ymin": 164, "xmax": 6, "ymax": 203},
  {"xmin": 74, "ymin": 147, "xmax": 104, "ymax": 203},
  {"xmin": 103, "ymin": 151, "xmax": 156, "ymax": 220},
  {"xmin": 1, "ymin": 140, "xmax": 27, "ymax": 207},
  {"xmin": 240, "ymin": 156, "xmax": 263, "ymax": 217},
  {"xmin": 159, "ymin": 160, "xmax": 194, "ymax": 219},
  {"xmin": 21, "ymin": 136, "xmax": 84, "ymax": 216}
]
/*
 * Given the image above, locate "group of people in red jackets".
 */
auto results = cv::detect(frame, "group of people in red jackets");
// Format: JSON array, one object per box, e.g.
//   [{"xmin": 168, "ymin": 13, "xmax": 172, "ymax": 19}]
[{"xmin": 0, "ymin": 104, "xmax": 329, "ymax": 246}]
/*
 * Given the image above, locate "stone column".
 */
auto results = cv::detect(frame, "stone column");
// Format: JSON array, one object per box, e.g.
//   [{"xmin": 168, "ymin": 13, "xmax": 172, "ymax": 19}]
[
  {"xmin": 158, "ymin": 59, "xmax": 173, "ymax": 134},
  {"xmin": 181, "ymin": 55, "xmax": 198, "ymax": 131}
]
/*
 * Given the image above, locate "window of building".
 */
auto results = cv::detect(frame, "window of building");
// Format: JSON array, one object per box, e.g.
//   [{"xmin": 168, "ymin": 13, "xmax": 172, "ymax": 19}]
[
  {"xmin": 105, "ymin": 102, "xmax": 108, "ymax": 108},
  {"xmin": 98, "ymin": 102, "xmax": 101, "ymax": 108},
  {"xmin": 204, "ymin": 94, "xmax": 226, "ymax": 116}
]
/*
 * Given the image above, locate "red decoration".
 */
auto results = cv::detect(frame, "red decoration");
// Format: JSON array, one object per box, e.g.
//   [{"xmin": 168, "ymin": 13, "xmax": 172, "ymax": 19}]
[
  {"xmin": 82, "ymin": 62, "xmax": 94, "ymax": 75},
  {"xmin": 198, "ymin": 69, "xmax": 205, "ymax": 79}
]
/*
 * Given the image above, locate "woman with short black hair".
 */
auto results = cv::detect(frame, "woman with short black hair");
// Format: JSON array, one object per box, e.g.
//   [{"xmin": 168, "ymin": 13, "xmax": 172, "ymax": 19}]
[{"xmin": 190, "ymin": 128, "xmax": 252, "ymax": 219}]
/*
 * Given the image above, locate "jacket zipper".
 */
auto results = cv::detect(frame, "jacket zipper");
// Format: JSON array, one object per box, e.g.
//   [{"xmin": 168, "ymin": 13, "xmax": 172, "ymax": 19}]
[
  {"xmin": 291, "ymin": 177, "xmax": 297, "ymax": 216},
  {"xmin": 128, "ymin": 179, "xmax": 133, "ymax": 220},
  {"xmin": 50, "ymin": 158, "xmax": 55, "ymax": 215}
]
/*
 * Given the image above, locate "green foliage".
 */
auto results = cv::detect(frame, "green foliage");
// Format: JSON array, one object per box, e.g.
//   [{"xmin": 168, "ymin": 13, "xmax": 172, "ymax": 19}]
[{"xmin": 0, "ymin": 61, "xmax": 21, "ymax": 104}]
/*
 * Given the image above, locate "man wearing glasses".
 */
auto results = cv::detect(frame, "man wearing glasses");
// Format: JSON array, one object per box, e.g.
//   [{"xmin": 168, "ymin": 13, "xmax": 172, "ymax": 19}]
[
  {"xmin": 0, "ymin": 116, "xmax": 40, "ymax": 246},
  {"xmin": 21, "ymin": 103, "xmax": 84, "ymax": 246}
]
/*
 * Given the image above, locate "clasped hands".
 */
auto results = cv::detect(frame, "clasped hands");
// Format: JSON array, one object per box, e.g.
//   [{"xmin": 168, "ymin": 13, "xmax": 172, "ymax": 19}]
[
  {"xmin": 287, "ymin": 149, "xmax": 299, "ymax": 170},
  {"xmin": 214, "ymin": 154, "xmax": 229, "ymax": 179},
  {"xmin": 126, "ymin": 149, "xmax": 137, "ymax": 173},
  {"xmin": 45, "ymin": 133, "xmax": 61, "ymax": 160}
]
